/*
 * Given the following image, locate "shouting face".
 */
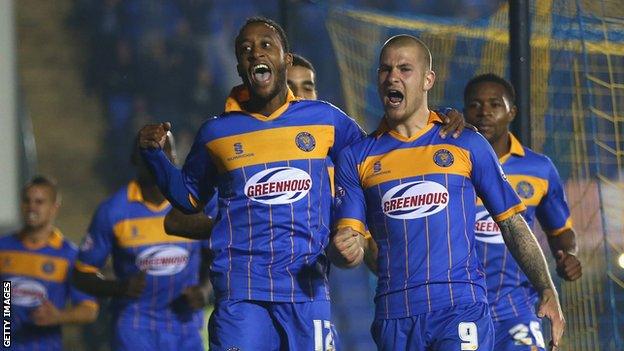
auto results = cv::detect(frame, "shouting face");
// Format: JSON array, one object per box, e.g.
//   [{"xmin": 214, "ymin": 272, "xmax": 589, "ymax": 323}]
[
  {"xmin": 236, "ymin": 22, "xmax": 292, "ymax": 102},
  {"xmin": 377, "ymin": 42, "xmax": 435, "ymax": 124}
]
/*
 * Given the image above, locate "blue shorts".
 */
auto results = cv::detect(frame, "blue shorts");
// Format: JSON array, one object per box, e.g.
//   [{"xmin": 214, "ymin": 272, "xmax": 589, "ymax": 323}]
[
  {"xmin": 371, "ymin": 302, "xmax": 494, "ymax": 351},
  {"xmin": 209, "ymin": 299, "xmax": 338, "ymax": 351},
  {"xmin": 113, "ymin": 327, "xmax": 204, "ymax": 351},
  {"xmin": 494, "ymin": 315, "xmax": 546, "ymax": 351}
]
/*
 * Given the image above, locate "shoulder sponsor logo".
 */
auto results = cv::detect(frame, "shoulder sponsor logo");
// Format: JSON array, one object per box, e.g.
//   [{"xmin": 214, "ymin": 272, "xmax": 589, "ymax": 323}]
[
  {"xmin": 373, "ymin": 161, "xmax": 382, "ymax": 173},
  {"xmin": 234, "ymin": 142, "xmax": 244, "ymax": 155},
  {"xmin": 245, "ymin": 167, "xmax": 312, "ymax": 205},
  {"xmin": 136, "ymin": 245, "xmax": 190, "ymax": 276},
  {"xmin": 474, "ymin": 210, "xmax": 504, "ymax": 244},
  {"xmin": 11, "ymin": 277, "xmax": 47, "ymax": 307},
  {"xmin": 381, "ymin": 181, "xmax": 449, "ymax": 219}
]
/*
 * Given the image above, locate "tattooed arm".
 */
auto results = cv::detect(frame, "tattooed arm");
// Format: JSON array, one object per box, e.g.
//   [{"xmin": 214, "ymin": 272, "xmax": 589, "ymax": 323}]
[{"xmin": 498, "ymin": 213, "xmax": 565, "ymax": 350}]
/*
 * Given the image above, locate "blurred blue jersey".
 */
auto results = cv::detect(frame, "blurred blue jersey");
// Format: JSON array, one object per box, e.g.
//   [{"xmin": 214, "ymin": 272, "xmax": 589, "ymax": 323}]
[
  {"xmin": 76, "ymin": 181, "xmax": 210, "ymax": 334},
  {"xmin": 0, "ymin": 229, "xmax": 97, "ymax": 351},
  {"xmin": 474, "ymin": 134, "xmax": 572, "ymax": 322}
]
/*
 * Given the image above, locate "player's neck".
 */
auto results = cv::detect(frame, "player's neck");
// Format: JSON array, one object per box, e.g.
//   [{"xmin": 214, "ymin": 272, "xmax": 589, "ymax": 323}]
[
  {"xmin": 389, "ymin": 105, "xmax": 431, "ymax": 138},
  {"xmin": 19, "ymin": 225, "xmax": 54, "ymax": 245},
  {"xmin": 492, "ymin": 132, "xmax": 512, "ymax": 159},
  {"xmin": 246, "ymin": 88, "xmax": 287, "ymax": 117}
]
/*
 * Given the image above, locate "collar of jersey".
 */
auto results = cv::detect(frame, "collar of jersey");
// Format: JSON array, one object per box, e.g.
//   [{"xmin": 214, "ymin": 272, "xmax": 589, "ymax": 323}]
[
  {"xmin": 499, "ymin": 133, "xmax": 525, "ymax": 163},
  {"xmin": 127, "ymin": 180, "xmax": 170, "ymax": 212},
  {"xmin": 224, "ymin": 85, "xmax": 299, "ymax": 121},
  {"xmin": 374, "ymin": 111, "xmax": 442, "ymax": 142},
  {"xmin": 20, "ymin": 227, "xmax": 63, "ymax": 250}
]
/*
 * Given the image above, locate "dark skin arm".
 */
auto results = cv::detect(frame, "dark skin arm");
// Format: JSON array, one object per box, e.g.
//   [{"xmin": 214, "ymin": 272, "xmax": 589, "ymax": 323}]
[
  {"xmin": 437, "ymin": 109, "xmax": 477, "ymax": 138},
  {"xmin": 164, "ymin": 207, "xmax": 214, "ymax": 240},
  {"xmin": 546, "ymin": 228, "xmax": 582, "ymax": 281},
  {"xmin": 72, "ymin": 269, "xmax": 147, "ymax": 298},
  {"xmin": 498, "ymin": 214, "xmax": 565, "ymax": 350}
]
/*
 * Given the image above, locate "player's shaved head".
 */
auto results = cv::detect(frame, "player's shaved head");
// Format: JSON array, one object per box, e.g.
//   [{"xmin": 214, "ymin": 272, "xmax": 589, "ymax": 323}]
[{"xmin": 380, "ymin": 35, "xmax": 432, "ymax": 70}]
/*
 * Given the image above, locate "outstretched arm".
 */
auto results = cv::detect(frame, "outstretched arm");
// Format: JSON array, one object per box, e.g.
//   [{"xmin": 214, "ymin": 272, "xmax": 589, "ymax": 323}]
[
  {"xmin": 73, "ymin": 269, "xmax": 146, "ymax": 298},
  {"xmin": 498, "ymin": 214, "xmax": 565, "ymax": 350},
  {"xmin": 164, "ymin": 208, "xmax": 214, "ymax": 240},
  {"xmin": 139, "ymin": 122, "xmax": 207, "ymax": 213}
]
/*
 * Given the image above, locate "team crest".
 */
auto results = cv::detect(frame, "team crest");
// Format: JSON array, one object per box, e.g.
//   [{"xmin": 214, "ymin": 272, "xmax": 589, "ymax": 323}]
[
  {"xmin": 516, "ymin": 181, "xmax": 534, "ymax": 199},
  {"xmin": 295, "ymin": 132, "xmax": 316, "ymax": 152},
  {"xmin": 433, "ymin": 149, "xmax": 454, "ymax": 167},
  {"xmin": 42, "ymin": 261, "xmax": 55, "ymax": 274}
]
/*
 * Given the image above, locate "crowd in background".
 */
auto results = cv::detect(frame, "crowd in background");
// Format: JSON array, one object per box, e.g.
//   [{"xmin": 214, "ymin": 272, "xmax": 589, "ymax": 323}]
[{"xmin": 67, "ymin": 0, "xmax": 503, "ymax": 191}]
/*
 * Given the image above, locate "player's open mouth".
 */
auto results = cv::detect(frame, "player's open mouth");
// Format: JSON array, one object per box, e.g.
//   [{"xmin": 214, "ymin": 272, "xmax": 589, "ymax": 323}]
[
  {"xmin": 386, "ymin": 90, "xmax": 404, "ymax": 107},
  {"xmin": 251, "ymin": 64, "xmax": 272, "ymax": 85}
]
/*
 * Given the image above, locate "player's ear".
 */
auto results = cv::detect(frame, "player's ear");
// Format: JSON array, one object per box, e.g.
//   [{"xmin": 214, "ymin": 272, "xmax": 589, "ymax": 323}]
[
  {"xmin": 285, "ymin": 52, "xmax": 293, "ymax": 67},
  {"xmin": 423, "ymin": 70, "xmax": 436, "ymax": 91}
]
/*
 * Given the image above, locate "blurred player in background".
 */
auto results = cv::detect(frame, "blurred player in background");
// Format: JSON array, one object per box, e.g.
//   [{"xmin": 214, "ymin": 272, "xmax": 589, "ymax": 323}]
[
  {"xmin": 464, "ymin": 73, "xmax": 582, "ymax": 351},
  {"xmin": 288, "ymin": 53, "xmax": 317, "ymax": 100},
  {"xmin": 72, "ymin": 134, "xmax": 212, "ymax": 351},
  {"xmin": 329, "ymin": 35, "xmax": 565, "ymax": 351},
  {"xmin": 0, "ymin": 176, "xmax": 98, "ymax": 351}
]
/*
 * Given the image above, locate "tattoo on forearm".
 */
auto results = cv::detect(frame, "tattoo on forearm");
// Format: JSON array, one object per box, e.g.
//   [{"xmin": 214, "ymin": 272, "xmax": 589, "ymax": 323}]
[{"xmin": 498, "ymin": 214, "xmax": 555, "ymax": 293}]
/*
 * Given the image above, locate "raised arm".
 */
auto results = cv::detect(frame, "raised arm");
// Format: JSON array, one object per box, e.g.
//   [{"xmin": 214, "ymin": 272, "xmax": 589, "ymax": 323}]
[{"xmin": 139, "ymin": 122, "xmax": 213, "ymax": 214}]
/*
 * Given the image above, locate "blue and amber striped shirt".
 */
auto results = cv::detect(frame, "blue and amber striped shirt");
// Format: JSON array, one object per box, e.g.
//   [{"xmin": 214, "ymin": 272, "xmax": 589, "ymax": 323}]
[
  {"xmin": 0, "ymin": 229, "xmax": 97, "ymax": 351},
  {"xmin": 76, "ymin": 181, "xmax": 209, "ymax": 334},
  {"xmin": 334, "ymin": 112, "xmax": 525, "ymax": 319},
  {"xmin": 474, "ymin": 134, "xmax": 572, "ymax": 322},
  {"xmin": 141, "ymin": 86, "xmax": 365, "ymax": 303}
]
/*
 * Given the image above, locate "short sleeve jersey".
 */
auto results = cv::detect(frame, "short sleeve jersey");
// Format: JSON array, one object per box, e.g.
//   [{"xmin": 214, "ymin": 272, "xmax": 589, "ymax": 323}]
[
  {"xmin": 76, "ymin": 181, "xmax": 208, "ymax": 333},
  {"xmin": 0, "ymin": 229, "xmax": 97, "ymax": 350},
  {"xmin": 474, "ymin": 134, "xmax": 572, "ymax": 321},
  {"xmin": 334, "ymin": 112, "xmax": 525, "ymax": 319}
]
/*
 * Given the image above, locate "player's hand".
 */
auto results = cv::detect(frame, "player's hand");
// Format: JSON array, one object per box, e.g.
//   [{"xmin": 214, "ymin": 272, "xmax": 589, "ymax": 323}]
[
  {"xmin": 31, "ymin": 299, "xmax": 62, "ymax": 326},
  {"xmin": 121, "ymin": 271, "xmax": 147, "ymax": 298},
  {"xmin": 328, "ymin": 227, "xmax": 365, "ymax": 268},
  {"xmin": 437, "ymin": 108, "xmax": 476, "ymax": 138},
  {"xmin": 555, "ymin": 250, "xmax": 582, "ymax": 281},
  {"xmin": 537, "ymin": 288, "xmax": 565, "ymax": 350},
  {"xmin": 182, "ymin": 284, "xmax": 212, "ymax": 310},
  {"xmin": 138, "ymin": 122, "xmax": 171, "ymax": 150}
]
